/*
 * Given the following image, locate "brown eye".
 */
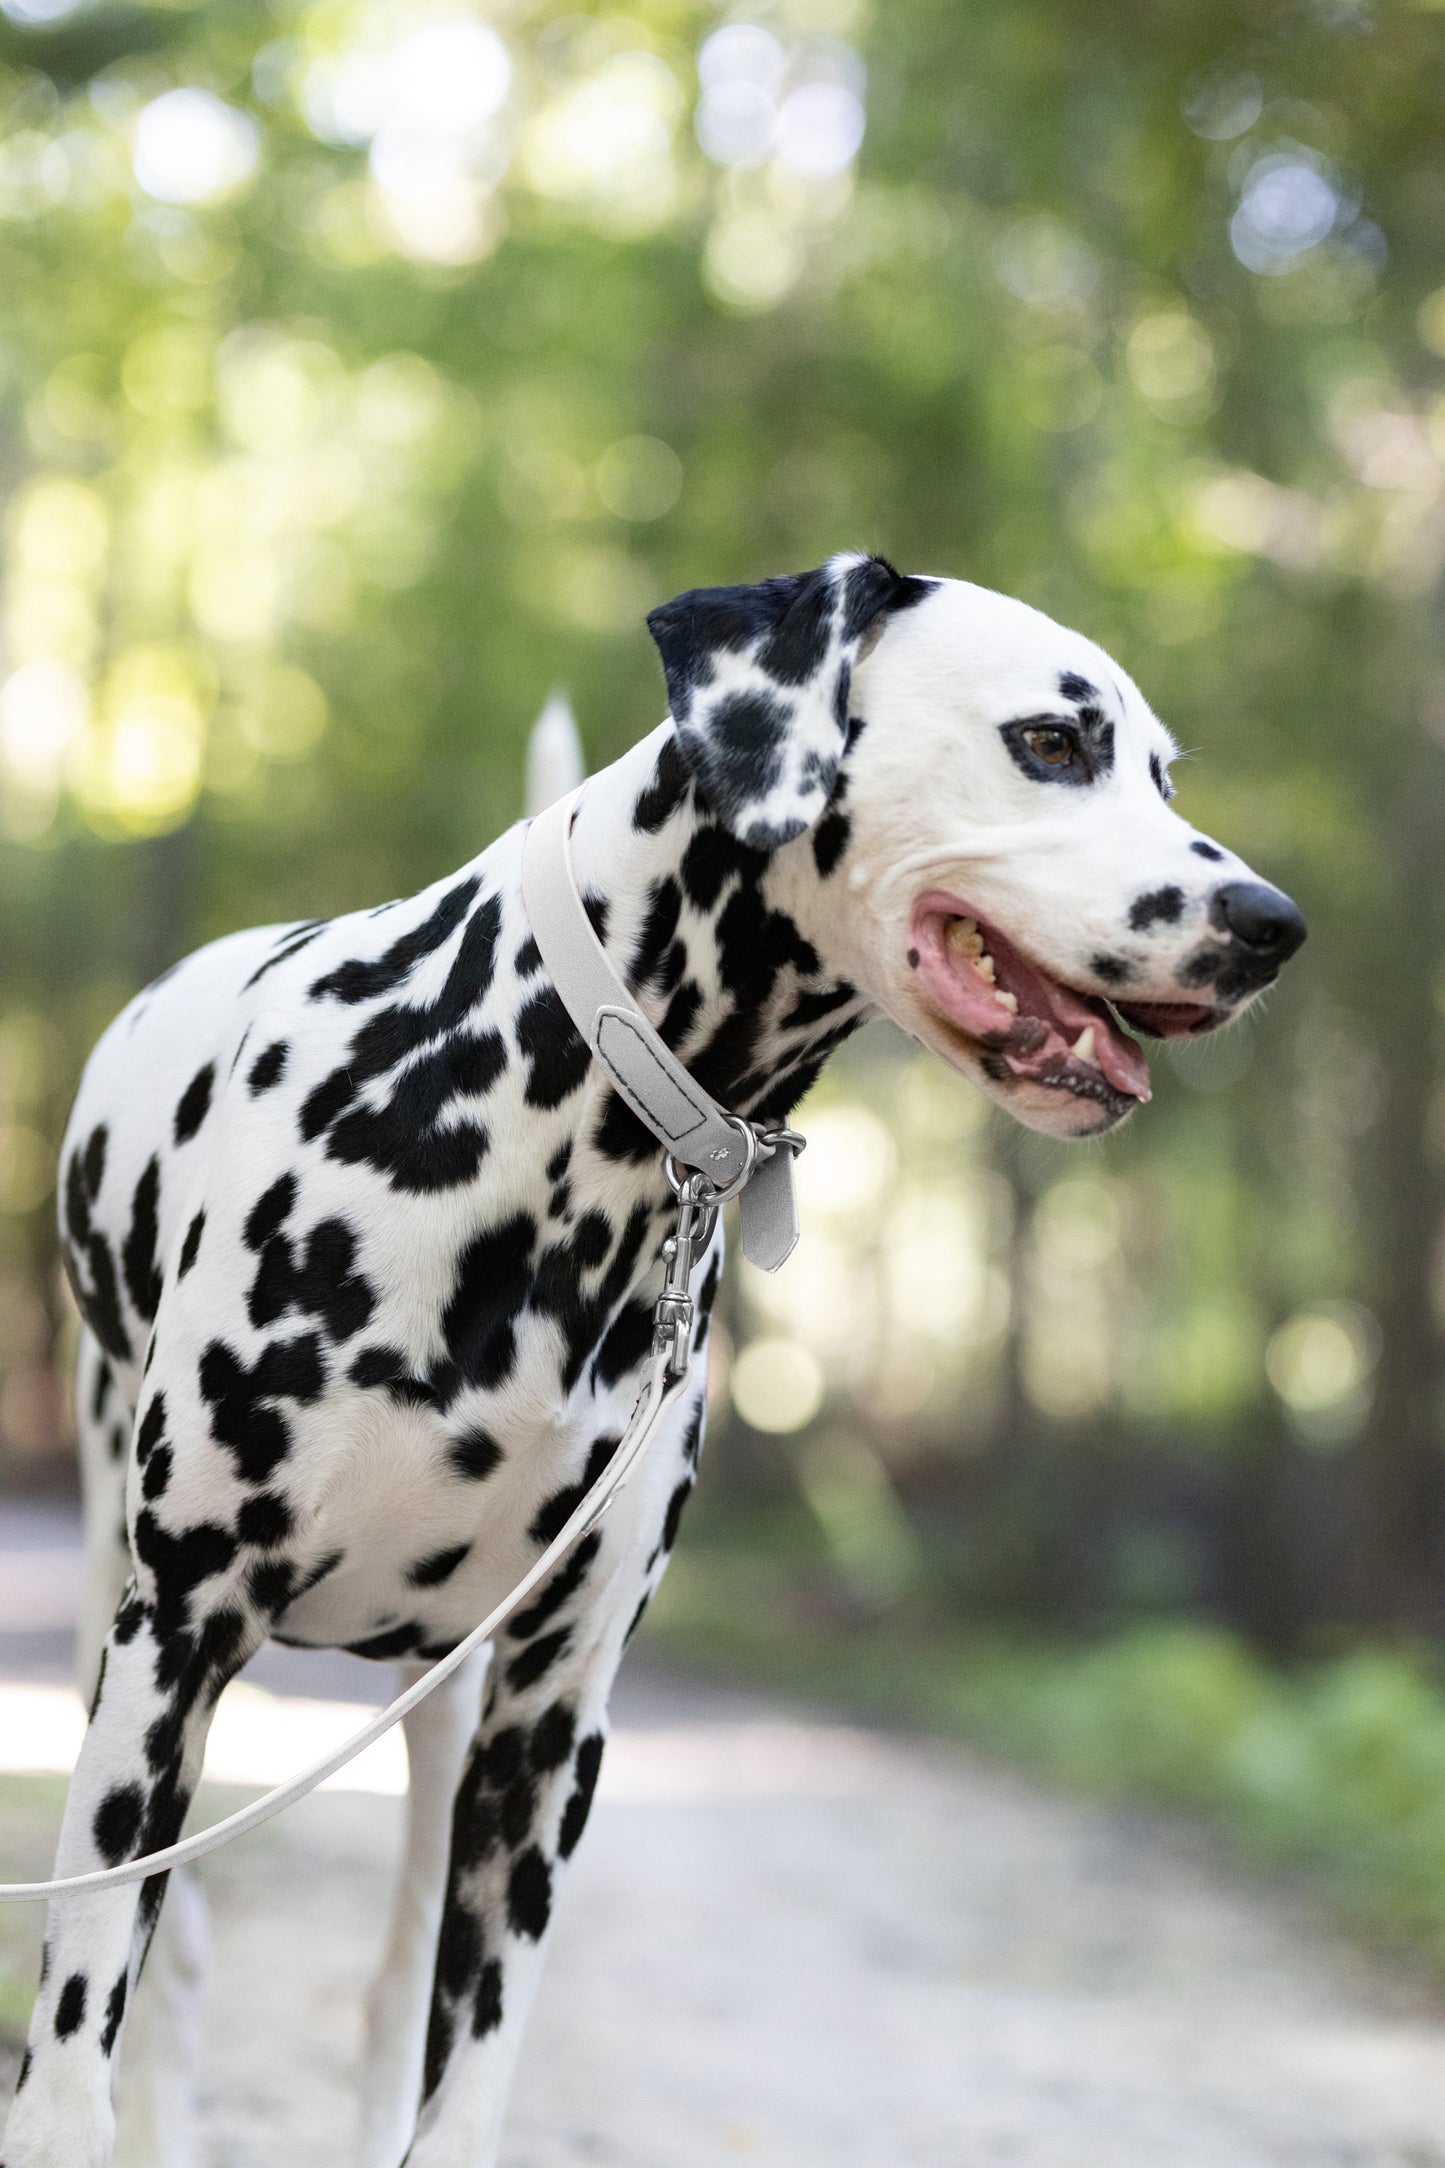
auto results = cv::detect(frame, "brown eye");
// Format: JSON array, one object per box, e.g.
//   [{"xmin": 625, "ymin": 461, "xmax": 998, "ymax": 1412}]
[{"xmin": 1023, "ymin": 726, "xmax": 1076, "ymax": 767}]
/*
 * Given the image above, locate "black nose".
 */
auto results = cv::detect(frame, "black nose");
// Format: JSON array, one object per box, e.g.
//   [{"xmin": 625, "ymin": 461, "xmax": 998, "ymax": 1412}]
[{"xmin": 1211, "ymin": 881, "xmax": 1307, "ymax": 962}]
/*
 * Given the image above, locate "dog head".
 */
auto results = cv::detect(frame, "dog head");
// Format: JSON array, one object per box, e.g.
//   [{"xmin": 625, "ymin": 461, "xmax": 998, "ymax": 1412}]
[{"xmin": 649, "ymin": 553, "xmax": 1305, "ymax": 1138}]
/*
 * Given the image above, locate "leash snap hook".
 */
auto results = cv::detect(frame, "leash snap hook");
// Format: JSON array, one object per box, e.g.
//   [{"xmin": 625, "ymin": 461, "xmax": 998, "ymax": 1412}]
[{"xmin": 653, "ymin": 1170, "xmax": 717, "ymax": 1379}]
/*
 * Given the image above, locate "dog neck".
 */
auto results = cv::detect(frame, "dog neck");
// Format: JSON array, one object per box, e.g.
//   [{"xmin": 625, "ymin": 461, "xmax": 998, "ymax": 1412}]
[{"xmin": 560, "ymin": 723, "xmax": 871, "ymax": 1141}]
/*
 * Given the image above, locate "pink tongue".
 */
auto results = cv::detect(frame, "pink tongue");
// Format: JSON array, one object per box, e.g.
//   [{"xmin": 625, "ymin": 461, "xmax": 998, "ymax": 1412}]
[
  {"xmin": 911, "ymin": 908, "xmax": 1151, "ymax": 1102},
  {"xmin": 1034, "ymin": 975, "xmax": 1151, "ymax": 1100}
]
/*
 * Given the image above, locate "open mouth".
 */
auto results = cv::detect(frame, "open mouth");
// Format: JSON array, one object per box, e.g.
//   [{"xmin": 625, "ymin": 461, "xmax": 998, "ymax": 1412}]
[{"xmin": 909, "ymin": 892, "xmax": 1218, "ymax": 1113}]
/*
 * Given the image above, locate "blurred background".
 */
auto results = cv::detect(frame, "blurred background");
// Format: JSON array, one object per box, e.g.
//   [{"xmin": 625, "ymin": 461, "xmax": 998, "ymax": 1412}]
[{"xmin": 2, "ymin": 0, "xmax": 1445, "ymax": 1977}]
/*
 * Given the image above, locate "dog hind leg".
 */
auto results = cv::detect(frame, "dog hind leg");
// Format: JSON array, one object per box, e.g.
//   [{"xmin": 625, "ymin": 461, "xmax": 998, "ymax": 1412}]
[
  {"xmin": 71, "ymin": 1332, "xmax": 210, "ymax": 2168},
  {"xmin": 360, "ymin": 1648, "xmax": 491, "ymax": 2168}
]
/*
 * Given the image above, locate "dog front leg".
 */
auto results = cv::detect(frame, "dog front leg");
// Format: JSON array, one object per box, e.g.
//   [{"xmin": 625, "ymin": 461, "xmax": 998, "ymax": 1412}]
[
  {"xmin": 1, "ymin": 1591, "xmax": 261, "ymax": 2168},
  {"xmin": 360, "ymin": 1649, "xmax": 491, "ymax": 2168},
  {"xmin": 399, "ymin": 1623, "xmax": 623, "ymax": 2168}
]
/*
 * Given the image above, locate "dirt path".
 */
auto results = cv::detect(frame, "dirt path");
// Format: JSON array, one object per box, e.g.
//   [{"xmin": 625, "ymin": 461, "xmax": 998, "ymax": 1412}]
[{"xmin": 7, "ymin": 1667, "xmax": 1445, "ymax": 2168}]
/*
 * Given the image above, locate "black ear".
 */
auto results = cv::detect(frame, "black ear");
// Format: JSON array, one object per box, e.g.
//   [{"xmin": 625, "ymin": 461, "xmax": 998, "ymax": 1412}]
[{"xmin": 646, "ymin": 552, "xmax": 936, "ymax": 847}]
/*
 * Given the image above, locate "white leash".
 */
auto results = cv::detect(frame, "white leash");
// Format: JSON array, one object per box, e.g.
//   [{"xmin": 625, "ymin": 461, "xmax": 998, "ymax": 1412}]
[{"xmin": 0, "ymin": 785, "xmax": 803, "ymax": 1903}]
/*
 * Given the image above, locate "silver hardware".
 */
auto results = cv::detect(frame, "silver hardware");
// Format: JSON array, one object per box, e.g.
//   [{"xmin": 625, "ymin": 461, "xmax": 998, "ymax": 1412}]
[
  {"xmin": 652, "ymin": 1171, "xmax": 718, "ymax": 1380},
  {"xmin": 752, "ymin": 1123, "xmax": 805, "ymax": 1163},
  {"xmin": 664, "ymin": 1113, "xmax": 758, "ymax": 1206}
]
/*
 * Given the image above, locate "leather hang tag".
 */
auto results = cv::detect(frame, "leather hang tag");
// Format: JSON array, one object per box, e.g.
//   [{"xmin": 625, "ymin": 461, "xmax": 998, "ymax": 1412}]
[{"xmin": 737, "ymin": 1146, "xmax": 800, "ymax": 1272}]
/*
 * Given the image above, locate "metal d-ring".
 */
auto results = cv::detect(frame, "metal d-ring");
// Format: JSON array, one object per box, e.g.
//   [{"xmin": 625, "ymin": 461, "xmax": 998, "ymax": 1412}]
[
  {"xmin": 752, "ymin": 1123, "xmax": 805, "ymax": 1162},
  {"xmin": 663, "ymin": 1114, "xmax": 758, "ymax": 1207}
]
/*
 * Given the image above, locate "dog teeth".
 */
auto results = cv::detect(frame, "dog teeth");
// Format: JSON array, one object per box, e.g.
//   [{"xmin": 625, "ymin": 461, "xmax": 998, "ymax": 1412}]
[
  {"xmin": 976, "ymin": 953, "xmax": 996, "ymax": 983},
  {"xmin": 948, "ymin": 917, "xmax": 985, "ymax": 958},
  {"xmin": 994, "ymin": 990, "xmax": 1018, "ymax": 1013},
  {"xmin": 1072, "ymin": 1026, "xmax": 1098, "ymax": 1067}
]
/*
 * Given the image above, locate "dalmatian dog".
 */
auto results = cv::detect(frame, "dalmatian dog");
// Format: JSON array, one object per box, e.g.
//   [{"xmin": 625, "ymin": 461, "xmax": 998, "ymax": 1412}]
[{"xmin": 3, "ymin": 553, "xmax": 1304, "ymax": 2168}]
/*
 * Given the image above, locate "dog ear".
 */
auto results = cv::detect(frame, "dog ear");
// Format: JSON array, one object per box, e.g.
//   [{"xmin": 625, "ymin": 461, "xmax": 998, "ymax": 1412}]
[{"xmin": 646, "ymin": 551, "xmax": 936, "ymax": 848}]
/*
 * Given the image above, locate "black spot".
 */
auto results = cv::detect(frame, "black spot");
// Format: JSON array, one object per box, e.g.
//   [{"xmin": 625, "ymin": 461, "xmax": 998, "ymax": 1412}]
[
  {"xmin": 514, "ymin": 934, "xmax": 542, "ymax": 978},
  {"xmin": 558, "ymin": 1734, "xmax": 605, "ymax": 1858},
  {"xmin": 1178, "ymin": 945, "xmax": 1225, "ymax": 988},
  {"xmin": 422, "ymin": 2002, "xmax": 454, "ymax": 2102},
  {"xmin": 688, "ymin": 690, "xmax": 788, "ymax": 828},
  {"xmin": 907, "ymin": 947, "xmax": 920, "ymax": 968},
  {"xmin": 531, "ymin": 1202, "xmax": 653, "ymax": 1396},
  {"xmin": 54, "ymin": 1972, "xmax": 88, "ymax": 2039},
  {"xmin": 582, "ymin": 891, "xmax": 610, "ymax": 946},
  {"xmin": 681, "ymin": 824, "xmax": 761, "ymax": 911},
  {"xmin": 1090, "ymin": 953, "xmax": 1131, "ymax": 985},
  {"xmin": 630, "ymin": 878, "xmax": 683, "ymax": 988},
  {"xmin": 516, "ymin": 987, "xmax": 590, "ymax": 1111},
  {"xmin": 237, "ymin": 1490, "xmax": 293, "ymax": 1547},
  {"xmin": 500, "ymin": 1772, "xmax": 538, "ymax": 1846},
  {"xmin": 438, "ymin": 1212, "xmax": 537, "ymax": 1399},
  {"xmin": 248, "ymin": 1559, "xmax": 296, "ymax": 1612},
  {"xmin": 436, "ymin": 1905, "xmax": 481, "ymax": 2001},
  {"xmin": 349, "ymin": 1344, "xmax": 442, "ymax": 1409},
  {"xmin": 472, "ymin": 1959, "xmax": 504, "ymax": 2037},
  {"xmin": 178, "ymin": 1210, "xmax": 205, "ymax": 1279},
  {"xmin": 812, "ymin": 809, "xmax": 851, "ymax": 877},
  {"xmin": 141, "ymin": 1444, "xmax": 172, "ymax": 1501},
  {"xmin": 248, "ymin": 1040, "xmax": 289, "ymax": 1094},
  {"xmin": 82, "ymin": 1123, "xmax": 107, "ymax": 1196},
  {"xmin": 99, "ymin": 1972, "xmax": 127, "ymax": 2057},
  {"xmin": 1191, "ymin": 839, "xmax": 1224, "ymax": 862},
  {"xmin": 529, "ymin": 1704, "xmax": 577, "ymax": 1773},
  {"xmin": 506, "ymin": 1846, "xmax": 553, "ymax": 1939},
  {"xmin": 506, "ymin": 1533, "xmax": 600, "ymax": 1642},
  {"xmin": 299, "ymin": 896, "xmax": 505, "ymax": 1190},
  {"xmin": 122, "ymin": 1158, "xmax": 162, "ymax": 1322},
  {"xmin": 134, "ymin": 1393, "xmax": 166, "ymax": 1465},
  {"xmin": 1059, "ymin": 671, "xmax": 1098, "ymax": 704},
  {"xmin": 1129, "ymin": 886, "xmax": 1185, "ymax": 932},
  {"xmin": 323, "ymin": 1032, "xmax": 503, "ymax": 1194},
  {"xmin": 506, "ymin": 1627, "xmax": 572, "ymax": 1692},
  {"xmin": 591, "ymin": 1089, "xmax": 659, "ymax": 1166},
  {"xmin": 545, "ymin": 1141, "xmax": 572, "ymax": 1185},
  {"xmin": 63, "ymin": 1130, "xmax": 131, "ymax": 1363},
  {"xmin": 784, "ymin": 982, "xmax": 855, "ymax": 1030},
  {"xmin": 448, "ymin": 1426, "xmax": 504, "ymax": 1481},
  {"xmin": 248, "ymin": 1211, "xmax": 375, "ymax": 1343},
  {"xmin": 408, "ymin": 1544, "xmax": 470, "ymax": 1588},
  {"xmin": 198, "ymin": 1332, "xmax": 325, "ymax": 1484},
  {"xmin": 660, "ymin": 1477, "xmax": 693, "ymax": 1555},
  {"xmin": 174, "ymin": 1063, "xmax": 214, "ymax": 1144},
  {"xmin": 309, "ymin": 874, "xmax": 481, "ymax": 1004},
  {"xmin": 93, "ymin": 1783, "xmax": 144, "ymax": 1865},
  {"xmin": 658, "ymin": 978, "xmax": 702, "ymax": 1051},
  {"xmin": 347, "ymin": 1622, "xmax": 424, "ymax": 1661},
  {"xmin": 242, "ymin": 922, "xmax": 326, "ymax": 990},
  {"xmin": 299, "ymin": 1068, "xmax": 356, "ymax": 1141},
  {"xmin": 634, "ymin": 736, "xmax": 691, "ymax": 831},
  {"xmin": 1149, "ymin": 751, "xmax": 1171, "ymax": 800},
  {"xmin": 245, "ymin": 1174, "xmax": 297, "ymax": 1252},
  {"xmin": 592, "ymin": 1296, "xmax": 655, "ymax": 1390},
  {"xmin": 529, "ymin": 1435, "xmax": 620, "ymax": 1547}
]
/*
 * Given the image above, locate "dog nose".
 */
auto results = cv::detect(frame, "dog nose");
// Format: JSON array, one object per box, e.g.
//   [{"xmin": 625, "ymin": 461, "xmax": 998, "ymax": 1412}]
[{"xmin": 1211, "ymin": 881, "xmax": 1307, "ymax": 962}]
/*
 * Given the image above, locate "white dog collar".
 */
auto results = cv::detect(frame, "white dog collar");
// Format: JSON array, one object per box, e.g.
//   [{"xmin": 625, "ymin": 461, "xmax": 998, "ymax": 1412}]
[{"xmin": 521, "ymin": 785, "xmax": 803, "ymax": 1272}]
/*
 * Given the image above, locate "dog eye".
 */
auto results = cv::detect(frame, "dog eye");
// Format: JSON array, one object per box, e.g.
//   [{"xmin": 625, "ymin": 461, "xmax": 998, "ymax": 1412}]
[{"xmin": 1022, "ymin": 726, "xmax": 1076, "ymax": 767}]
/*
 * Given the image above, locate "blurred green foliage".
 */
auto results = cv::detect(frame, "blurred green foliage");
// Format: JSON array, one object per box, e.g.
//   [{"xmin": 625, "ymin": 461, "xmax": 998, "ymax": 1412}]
[{"xmin": 0, "ymin": 0, "xmax": 1441, "ymax": 1638}]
